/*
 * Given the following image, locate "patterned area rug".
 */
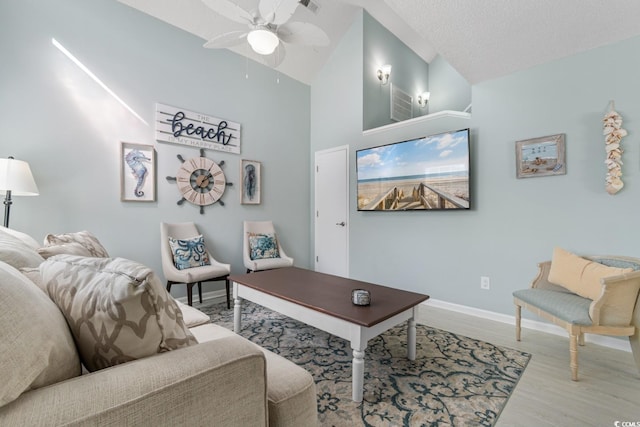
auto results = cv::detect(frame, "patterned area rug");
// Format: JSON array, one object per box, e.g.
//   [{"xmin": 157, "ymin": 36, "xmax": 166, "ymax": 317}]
[{"xmin": 198, "ymin": 301, "xmax": 530, "ymax": 427}]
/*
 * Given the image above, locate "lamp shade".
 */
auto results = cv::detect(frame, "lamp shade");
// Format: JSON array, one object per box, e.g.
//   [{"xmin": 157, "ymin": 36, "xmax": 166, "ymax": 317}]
[
  {"xmin": 247, "ymin": 29, "xmax": 279, "ymax": 55},
  {"xmin": 0, "ymin": 158, "xmax": 39, "ymax": 196}
]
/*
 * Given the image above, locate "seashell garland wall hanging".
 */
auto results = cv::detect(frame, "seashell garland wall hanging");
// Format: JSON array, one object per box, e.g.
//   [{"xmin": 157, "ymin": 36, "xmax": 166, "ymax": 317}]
[{"xmin": 603, "ymin": 101, "xmax": 627, "ymax": 195}]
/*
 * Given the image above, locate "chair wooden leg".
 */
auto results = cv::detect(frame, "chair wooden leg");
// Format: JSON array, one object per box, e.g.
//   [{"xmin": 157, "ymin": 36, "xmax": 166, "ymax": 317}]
[
  {"xmin": 197, "ymin": 282, "xmax": 203, "ymax": 304},
  {"xmin": 225, "ymin": 278, "xmax": 231, "ymax": 309},
  {"xmin": 569, "ymin": 328, "xmax": 579, "ymax": 381},
  {"xmin": 515, "ymin": 304, "xmax": 522, "ymax": 341}
]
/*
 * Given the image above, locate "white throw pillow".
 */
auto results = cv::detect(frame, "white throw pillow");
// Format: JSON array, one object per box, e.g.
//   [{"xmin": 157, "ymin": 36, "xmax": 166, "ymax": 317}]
[
  {"xmin": 0, "ymin": 226, "xmax": 40, "ymax": 249},
  {"xmin": 0, "ymin": 228, "xmax": 44, "ymax": 269},
  {"xmin": 0, "ymin": 261, "xmax": 81, "ymax": 407},
  {"xmin": 41, "ymin": 255, "xmax": 197, "ymax": 372}
]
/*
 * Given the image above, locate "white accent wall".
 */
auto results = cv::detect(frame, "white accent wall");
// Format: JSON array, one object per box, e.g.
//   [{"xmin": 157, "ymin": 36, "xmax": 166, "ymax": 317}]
[
  {"xmin": 0, "ymin": 0, "xmax": 311, "ymax": 299},
  {"xmin": 311, "ymin": 11, "xmax": 640, "ymax": 318}
]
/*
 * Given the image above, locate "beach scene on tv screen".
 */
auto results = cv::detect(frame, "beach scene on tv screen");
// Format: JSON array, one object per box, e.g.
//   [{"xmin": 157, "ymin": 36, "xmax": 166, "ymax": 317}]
[{"xmin": 357, "ymin": 129, "xmax": 470, "ymax": 211}]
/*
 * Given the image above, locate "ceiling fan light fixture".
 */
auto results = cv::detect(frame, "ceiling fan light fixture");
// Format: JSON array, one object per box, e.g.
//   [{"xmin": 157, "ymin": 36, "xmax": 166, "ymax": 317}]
[{"xmin": 247, "ymin": 28, "xmax": 279, "ymax": 55}]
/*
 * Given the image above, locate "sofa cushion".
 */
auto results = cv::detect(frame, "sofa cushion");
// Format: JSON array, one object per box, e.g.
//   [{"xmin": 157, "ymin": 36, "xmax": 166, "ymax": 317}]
[
  {"xmin": 44, "ymin": 230, "xmax": 109, "ymax": 258},
  {"xmin": 248, "ymin": 232, "xmax": 280, "ymax": 260},
  {"xmin": 176, "ymin": 300, "xmax": 212, "ymax": 328},
  {"xmin": 0, "ymin": 261, "xmax": 81, "ymax": 408},
  {"xmin": 194, "ymin": 322, "xmax": 318, "ymax": 426},
  {"xmin": 41, "ymin": 255, "xmax": 197, "ymax": 372},
  {"xmin": 37, "ymin": 242, "xmax": 93, "ymax": 259},
  {"xmin": 19, "ymin": 266, "xmax": 45, "ymax": 292},
  {"xmin": 0, "ymin": 228, "xmax": 44, "ymax": 269},
  {"xmin": 548, "ymin": 247, "xmax": 633, "ymax": 300},
  {"xmin": 168, "ymin": 234, "xmax": 211, "ymax": 270},
  {"xmin": 514, "ymin": 288, "xmax": 593, "ymax": 325}
]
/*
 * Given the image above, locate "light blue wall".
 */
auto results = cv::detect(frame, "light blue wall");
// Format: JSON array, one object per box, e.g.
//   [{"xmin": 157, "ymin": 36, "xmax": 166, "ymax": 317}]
[
  {"xmin": 362, "ymin": 12, "xmax": 429, "ymax": 130},
  {"xmin": 312, "ymin": 14, "xmax": 640, "ymax": 316},
  {"xmin": 0, "ymin": 0, "xmax": 311, "ymax": 298},
  {"xmin": 428, "ymin": 54, "xmax": 472, "ymax": 113}
]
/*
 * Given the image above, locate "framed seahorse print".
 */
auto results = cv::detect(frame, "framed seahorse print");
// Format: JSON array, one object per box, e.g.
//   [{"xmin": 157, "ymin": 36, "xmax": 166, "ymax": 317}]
[{"xmin": 120, "ymin": 142, "xmax": 156, "ymax": 202}]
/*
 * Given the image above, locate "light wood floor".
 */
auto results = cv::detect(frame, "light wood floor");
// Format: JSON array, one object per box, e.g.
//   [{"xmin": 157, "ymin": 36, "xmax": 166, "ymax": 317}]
[{"xmin": 416, "ymin": 305, "xmax": 640, "ymax": 426}]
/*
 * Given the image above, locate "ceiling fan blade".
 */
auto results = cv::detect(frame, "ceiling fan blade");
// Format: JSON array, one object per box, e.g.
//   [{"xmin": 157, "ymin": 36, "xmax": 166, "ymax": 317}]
[
  {"xmin": 203, "ymin": 30, "xmax": 248, "ymax": 49},
  {"xmin": 201, "ymin": 0, "xmax": 253, "ymax": 25},
  {"xmin": 259, "ymin": 0, "xmax": 299, "ymax": 25},
  {"xmin": 261, "ymin": 43, "xmax": 286, "ymax": 68},
  {"xmin": 278, "ymin": 22, "xmax": 329, "ymax": 46}
]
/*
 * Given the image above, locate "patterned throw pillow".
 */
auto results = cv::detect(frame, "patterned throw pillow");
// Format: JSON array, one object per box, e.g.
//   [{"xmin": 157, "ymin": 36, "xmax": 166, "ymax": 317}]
[
  {"xmin": 248, "ymin": 232, "xmax": 280, "ymax": 260},
  {"xmin": 44, "ymin": 231, "xmax": 109, "ymax": 258},
  {"xmin": 168, "ymin": 234, "xmax": 211, "ymax": 270},
  {"xmin": 37, "ymin": 242, "xmax": 93, "ymax": 259},
  {"xmin": 41, "ymin": 255, "xmax": 197, "ymax": 372}
]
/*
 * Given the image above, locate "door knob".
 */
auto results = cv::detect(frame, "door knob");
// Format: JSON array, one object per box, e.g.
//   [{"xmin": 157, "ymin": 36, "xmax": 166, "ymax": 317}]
[{"xmin": 336, "ymin": 222, "xmax": 346, "ymax": 226}]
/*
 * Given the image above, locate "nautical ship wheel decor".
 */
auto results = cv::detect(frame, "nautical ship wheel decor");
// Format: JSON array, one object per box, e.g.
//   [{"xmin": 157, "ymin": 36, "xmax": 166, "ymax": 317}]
[{"xmin": 166, "ymin": 149, "xmax": 233, "ymax": 214}]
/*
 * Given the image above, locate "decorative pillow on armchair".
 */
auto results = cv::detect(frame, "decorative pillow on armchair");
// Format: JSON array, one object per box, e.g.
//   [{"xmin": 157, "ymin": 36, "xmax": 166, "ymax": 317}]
[
  {"xmin": 248, "ymin": 232, "xmax": 280, "ymax": 260},
  {"xmin": 548, "ymin": 247, "xmax": 633, "ymax": 300},
  {"xmin": 41, "ymin": 255, "xmax": 197, "ymax": 372},
  {"xmin": 44, "ymin": 230, "xmax": 109, "ymax": 258},
  {"xmin": 168, "ymin": 234, "xmax": 211, "ymax": 270}
]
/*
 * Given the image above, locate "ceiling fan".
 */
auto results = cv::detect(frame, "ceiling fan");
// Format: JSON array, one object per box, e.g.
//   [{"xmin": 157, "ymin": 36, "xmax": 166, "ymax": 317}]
[{"xmin": 201, "ymin": 0, "xmax": 330, "ymax": 67}]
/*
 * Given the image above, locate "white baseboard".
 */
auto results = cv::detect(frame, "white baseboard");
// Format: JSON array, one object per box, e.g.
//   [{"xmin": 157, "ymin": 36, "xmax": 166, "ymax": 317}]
[
  {"xmin": 180, "ymin": 292, "xmax": 632, "ymax": 353},
  {"xmin": 175, "ymin": 289, "xmax": 228, "ymax": 306},
  {"xmin": 423, "ymin": 298, "xmax": 632, "ymax": 353}
]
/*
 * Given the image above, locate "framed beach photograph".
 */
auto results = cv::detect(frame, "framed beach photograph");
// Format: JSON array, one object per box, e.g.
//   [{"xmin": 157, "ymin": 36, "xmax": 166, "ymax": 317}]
[
  {"xmin": 241, "ymin": 159, "xmax": 261, "ymax": 204},
  {"xmin": 356, "ymin": 128, "xmax": 470, "ymax": 211},
  {"xmin": 515, "ymin": 134, "xmax": 566, "ymax": 179},
  {"xmin": 120, "ymin": 142, "xmax": 156, "ymax": 202}
]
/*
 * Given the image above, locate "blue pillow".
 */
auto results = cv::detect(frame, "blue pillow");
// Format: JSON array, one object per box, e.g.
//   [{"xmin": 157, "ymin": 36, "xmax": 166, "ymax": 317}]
[
  {"xmin": 168, "ymin": 235, "xmax": 211, "ymax": 270},
  {"xmin": 248, "ymin": 233, "xmax": 280, "ymax": 260}
]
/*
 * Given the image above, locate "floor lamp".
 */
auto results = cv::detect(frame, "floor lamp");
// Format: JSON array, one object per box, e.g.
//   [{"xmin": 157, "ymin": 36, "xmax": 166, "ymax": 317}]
[{"xmin": 0, "ymin": 157, "xmax": 39, "ymax": 228}]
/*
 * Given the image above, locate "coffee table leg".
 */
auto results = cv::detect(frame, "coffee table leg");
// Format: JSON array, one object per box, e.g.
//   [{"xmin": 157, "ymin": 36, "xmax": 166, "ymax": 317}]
[
  {"xmin": 407, "ymin": 312, "xmax": 417, "ymax": 360},
  {"xmin": 233, "ymin": 292, "xmax": 242, "ymax": 333},
  {"xmin": 352, "ymin": 347, "xmax": 365, "ymax": 402}
]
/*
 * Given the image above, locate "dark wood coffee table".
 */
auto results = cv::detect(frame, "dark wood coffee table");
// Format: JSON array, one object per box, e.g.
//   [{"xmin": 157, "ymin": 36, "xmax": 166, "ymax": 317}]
[{"xmin": 229, "ymin": 267, "xmax": 429, "ymax": 402}]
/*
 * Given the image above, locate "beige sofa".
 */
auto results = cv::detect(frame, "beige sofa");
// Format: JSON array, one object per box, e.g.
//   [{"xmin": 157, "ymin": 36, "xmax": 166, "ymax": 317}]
[{"xmin": 0, "ymin": 227, "xmax": 317, "ymax": 426}]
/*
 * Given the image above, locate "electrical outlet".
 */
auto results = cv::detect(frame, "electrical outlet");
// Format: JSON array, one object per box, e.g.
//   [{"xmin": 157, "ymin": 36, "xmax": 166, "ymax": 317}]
[{"xmin": 480, "ymin": 276, "xmax": 490, "ymax": 290}]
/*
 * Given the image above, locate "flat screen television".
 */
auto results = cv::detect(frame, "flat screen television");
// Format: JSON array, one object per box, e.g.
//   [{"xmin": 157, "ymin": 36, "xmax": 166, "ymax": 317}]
[{"xmin": 356, "ymin": 128, "xmax": 471, "ymax": 211}]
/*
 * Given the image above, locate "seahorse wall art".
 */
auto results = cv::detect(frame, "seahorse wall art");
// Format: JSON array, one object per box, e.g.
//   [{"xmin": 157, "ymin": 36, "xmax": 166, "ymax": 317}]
[
  {"xmin": 243, "ymin": 163, "xmax": 256, "ymax": 201},
  {"xmin": 125, "ymin": 149, "xmax": 151, "ymax": 197},
  {"xmin": 603, "ymin": 101, "xmax": 627, "ymax": 195}
]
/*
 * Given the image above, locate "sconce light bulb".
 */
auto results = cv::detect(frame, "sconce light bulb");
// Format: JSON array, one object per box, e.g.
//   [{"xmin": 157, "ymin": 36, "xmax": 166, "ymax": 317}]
[
  {"xmin": 418, "ymin": 91, "xmax": 431, "ymax": 107},
  {"xmin": 377, "ymin": 64, "xmax": 392, "ymax": 85}
]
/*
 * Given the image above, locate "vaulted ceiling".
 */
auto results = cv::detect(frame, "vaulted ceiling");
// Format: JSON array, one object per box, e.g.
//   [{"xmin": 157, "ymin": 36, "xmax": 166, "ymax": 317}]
[{"xmin": 118, "ymin": 0, "xmax": 640, "ymax": 85}]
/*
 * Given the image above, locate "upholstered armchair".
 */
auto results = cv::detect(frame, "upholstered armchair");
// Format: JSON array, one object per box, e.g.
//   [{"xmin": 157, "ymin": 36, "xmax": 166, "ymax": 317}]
[
  {"xmin": 160, "ymin": 222, "xmax": 231, "ymax": 307},
  {"xmin": 513, "ymin": 250, "xmax": 640, "ymax": 380},
  {"xmin": 243, "ymin": 221, "xmax": 294, "ymax": 273}
]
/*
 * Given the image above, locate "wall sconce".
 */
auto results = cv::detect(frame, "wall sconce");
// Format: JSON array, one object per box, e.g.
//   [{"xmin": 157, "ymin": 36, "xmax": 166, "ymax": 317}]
[
  {"xmin": 377, "ymin": 64, "xmax": 392, "ymax": 85},
  {"xmin": 417, "ymin": 92, "xmax": 430, "ymax": 108}
]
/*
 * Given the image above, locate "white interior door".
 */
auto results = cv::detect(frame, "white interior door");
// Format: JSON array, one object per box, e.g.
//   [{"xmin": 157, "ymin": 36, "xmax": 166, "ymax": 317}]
[{"xmin": 314, "ymin": 146, "xmax": 349, "ymax": 277}]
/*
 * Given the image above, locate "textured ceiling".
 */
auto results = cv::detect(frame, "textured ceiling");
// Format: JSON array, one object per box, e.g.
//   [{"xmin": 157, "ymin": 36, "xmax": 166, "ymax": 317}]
[
  {"xmin": 117, "ymin": 0, "xmax": 640, "ymax": 85},
  {"xmin": 383, "ymin": 0, "xmax": 640, "ymax": 84}
]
